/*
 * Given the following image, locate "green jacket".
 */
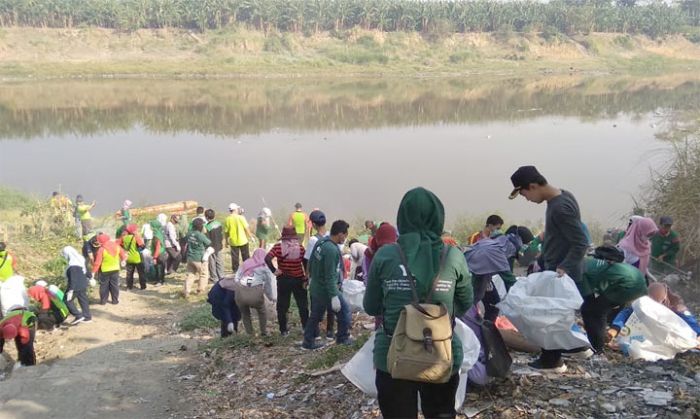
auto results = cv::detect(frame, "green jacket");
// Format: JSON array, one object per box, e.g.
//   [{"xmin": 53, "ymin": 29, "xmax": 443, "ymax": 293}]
[
  {"xmin": 308, "ymin": 237, "xmax": 341, "ymax": 301},
  {"xmin": 650, "ymin": 230, "xmax": 680, "ymax": 264},
  {"xmin": 579, "ymin": 258, "xmax": 647, "ymax": 305},
  {"xmin": 186, "ymin": 231, "xmax": 211, "ymax": 262},
  {"xmin": 364, "ymin": 244, "xmax": 473, "ymax": 373}
]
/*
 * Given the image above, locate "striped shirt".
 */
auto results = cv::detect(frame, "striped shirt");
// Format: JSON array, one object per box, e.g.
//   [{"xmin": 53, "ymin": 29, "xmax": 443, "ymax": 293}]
[{"xmin": 267, "ymin": 243, "xmax": 306, "ymax": 279}]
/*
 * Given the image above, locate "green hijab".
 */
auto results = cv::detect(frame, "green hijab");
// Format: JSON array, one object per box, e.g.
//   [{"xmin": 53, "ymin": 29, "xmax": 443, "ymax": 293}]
[
  {"xmin": 150, "ymin": 220, "xmax": 166, "ymax": 247},
  {"xmin": 396, "ymin": 187, "xmax": 445, "ymax": 291}
]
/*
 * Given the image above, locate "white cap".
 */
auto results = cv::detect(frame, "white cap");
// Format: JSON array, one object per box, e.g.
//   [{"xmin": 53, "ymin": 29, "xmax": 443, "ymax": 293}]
[
  {"xmin": 35, "ymin": 280, "xmax": 48, "ymax": 287},
  {"xmin": 228, "ymin": 203, "xmax": 239, "ymax": 212}
]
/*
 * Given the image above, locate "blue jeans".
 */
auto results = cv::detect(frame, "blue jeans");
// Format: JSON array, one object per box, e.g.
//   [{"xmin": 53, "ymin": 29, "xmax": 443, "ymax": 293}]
[{"xmin": 303, "ymin": 294, "xmax": 351, "ymax": 346}]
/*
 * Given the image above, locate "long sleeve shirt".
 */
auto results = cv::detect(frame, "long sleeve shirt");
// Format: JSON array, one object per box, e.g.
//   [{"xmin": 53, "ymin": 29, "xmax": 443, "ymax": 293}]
[
  {"xmin": 363, "ymin": 244, "xmax": 473, "ymax": 373},
  {"xmin": 543, "ymin": 190, "xmax": 589, "ymax": 282},
  {"xmin": 165, "ymin": 222, "xmax": 180, "ymax": 249}
]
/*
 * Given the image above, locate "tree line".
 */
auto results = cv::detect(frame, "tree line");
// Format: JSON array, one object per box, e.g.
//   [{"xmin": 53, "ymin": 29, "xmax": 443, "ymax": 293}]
[{"xmin": 0, "ymin": 0, "xmax": 698, "ymax": 38}]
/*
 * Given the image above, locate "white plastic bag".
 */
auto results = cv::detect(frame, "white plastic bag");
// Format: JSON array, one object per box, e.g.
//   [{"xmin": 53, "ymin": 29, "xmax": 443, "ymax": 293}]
[
  {"xmin": 342, "ymin": 280, "xmax": 366, "ymax": 313},
  {"xmin": 491, "ymin": 274, "xmax": 507, "ymax": 300},
  {"xmin": 1, "ymin": 276, "xmax": 29, "ymax": 316},
  {"xmin": 616, "ymin": 296, "xmax": 698, "ymax": 361},
  {"xmin": 341, "ymin": 319, "xmax": 481, "ymax": 411},
  {"xmin": 497, "ymin": 271, "xmax": 590, "ymax": 350}
]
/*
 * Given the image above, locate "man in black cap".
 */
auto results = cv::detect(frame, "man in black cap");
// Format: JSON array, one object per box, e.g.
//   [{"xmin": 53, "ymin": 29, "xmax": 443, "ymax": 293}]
[{"xmin": 509, "ymin": 165, "xmax": 590, "ymax": 372}]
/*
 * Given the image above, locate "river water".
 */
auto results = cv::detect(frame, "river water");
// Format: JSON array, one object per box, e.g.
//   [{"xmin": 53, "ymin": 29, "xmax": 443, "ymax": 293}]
[{"xmin": 1, "ymin": 75, "xmax": 698, "ymax": 229}]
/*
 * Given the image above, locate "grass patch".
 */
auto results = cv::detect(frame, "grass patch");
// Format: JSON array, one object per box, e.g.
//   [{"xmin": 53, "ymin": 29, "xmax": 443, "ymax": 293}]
[
  {"xmin": 0, "ymin": 186, "xmax": 35, "ymax": 211},
  {"xmin": 614, "ymin": 35, "xmax": 635, "ymax": 50},
  {"xmin": 306, "ymin": 333, "xmax": 369, "ymax": 370},
  {"xmin": 180, "ymin": 303, "xmax": 218, "ymax": 331}
]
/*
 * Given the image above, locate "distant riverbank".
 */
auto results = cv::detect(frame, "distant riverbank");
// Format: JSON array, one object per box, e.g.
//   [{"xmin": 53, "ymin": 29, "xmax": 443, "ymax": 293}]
[{"xmin": 1, "ymin": 28, "xmax": 700, "ymax": 79}]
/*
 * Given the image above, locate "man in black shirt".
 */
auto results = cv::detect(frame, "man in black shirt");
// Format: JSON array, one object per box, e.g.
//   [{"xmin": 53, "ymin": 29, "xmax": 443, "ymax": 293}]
[{"xmin": 509, "ymin": 165, "xmax": 590, "ymax": 372}]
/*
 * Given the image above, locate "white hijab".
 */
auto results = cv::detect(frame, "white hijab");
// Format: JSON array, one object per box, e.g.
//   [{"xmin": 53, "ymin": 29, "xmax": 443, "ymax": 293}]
[{"xmin": 62, "ymin": 246, "xmax": 86, "ymax": 274}]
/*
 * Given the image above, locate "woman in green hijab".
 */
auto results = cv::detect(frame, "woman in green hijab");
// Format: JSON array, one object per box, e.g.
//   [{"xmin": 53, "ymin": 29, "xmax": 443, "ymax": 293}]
[{"xmin": 364, "ymin": 187, "xmax": 473, "ymax": 419}]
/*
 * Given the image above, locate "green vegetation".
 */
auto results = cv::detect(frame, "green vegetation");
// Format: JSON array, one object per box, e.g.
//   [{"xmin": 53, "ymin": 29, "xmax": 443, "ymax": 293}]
[
  {"xmin": 1, "ymin": 0, "xmax": 699, "ymax": 39},
  {"xmin": 645, "ymin": 112, "xmax": 700, "ymax": 269},
  {"xmin": 0, "ymin": 186, "xmax": 34, "ymax": 211},
  {"xmin": 306, "ymin": 333, "xmax": 370, "ymax": 370},
  {"xmin": 180, "ymin": 303, "xmax": 220, "ymax": 331}
]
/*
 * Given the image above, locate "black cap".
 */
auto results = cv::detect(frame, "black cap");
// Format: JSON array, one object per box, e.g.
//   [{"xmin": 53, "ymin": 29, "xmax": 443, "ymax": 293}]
[
  {"xmin": 309, "ymin": 210, "xmax": 326, "ymax": 226},
  {"xmin": 509, "ymin": 166, "xmax": 546, "ymax": 199},
  {"xmin": 659, "ymin": 216, "xmax": 673, "ymax": 226}
]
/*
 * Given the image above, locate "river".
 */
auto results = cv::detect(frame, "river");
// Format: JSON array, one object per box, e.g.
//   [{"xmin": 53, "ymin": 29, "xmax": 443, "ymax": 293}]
[{"xmin": 1, "ymin": 74, "xmax": 698, "ymax": 230}]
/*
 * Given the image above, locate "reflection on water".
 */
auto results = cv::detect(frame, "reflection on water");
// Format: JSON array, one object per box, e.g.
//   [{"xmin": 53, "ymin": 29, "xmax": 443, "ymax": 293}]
[{"xmin": 0, "ymin": 74, "xmax": 698, "ymax": 227}]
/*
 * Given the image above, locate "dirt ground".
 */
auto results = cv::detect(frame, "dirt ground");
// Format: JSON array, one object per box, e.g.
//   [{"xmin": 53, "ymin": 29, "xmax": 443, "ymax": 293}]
[{"xmin": 0, "ymin": 281, "xmax": 201, "ymax": 419}]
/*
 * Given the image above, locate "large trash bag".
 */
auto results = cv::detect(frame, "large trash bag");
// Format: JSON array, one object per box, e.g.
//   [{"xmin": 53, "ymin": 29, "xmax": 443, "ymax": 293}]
[
  {"xmin": 497, "ymin": 271, "xmax": 590, "ymax": 350},
  {"xmin": 1, "ymin": 276, "xmax": 29, "ymax": 316},
  {"xmin": 616, "ymin": 296, "xmax": 698, "ymax": 361},
  {"xmin": 342, "ymin": 319, "xmax": 480, "ymax": 411},
  {"xmin": 342, "ymin": 279, "xmax": 366, "ymax": 313}
]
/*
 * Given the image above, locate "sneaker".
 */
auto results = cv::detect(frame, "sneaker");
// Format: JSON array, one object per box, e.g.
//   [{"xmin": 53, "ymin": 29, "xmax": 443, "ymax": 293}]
[
  {"xmin": 70, "ymin": 317, "xmax": 85, "ymax": 325},
  {"xmin": 82, "ymin": 319, "xmax": 93, "ymax": 324},
  {"xmin": 337, "ymin": 337, "xmax": 355, "ymax": 346},
  {"xmin": 325, "ymin": 331, "xmax": 335, "ymax": 341},
  {"xmin": 154, "ymin": 283, "xmax": 162, "ymax": 288},
  {"xmin": 301, "ymin": 342, "xmax": 326, "ymax": 351},
  {"xmin": 281, "ymin": 330, "xmax": 290, "ymax": 337},
  {"xmin": 562, "ymin": 347, "xmax": 594, "ymax": 359},
  {"xmin": 528, "ymin": 358, "xmax": 567, "ymax": 373}
]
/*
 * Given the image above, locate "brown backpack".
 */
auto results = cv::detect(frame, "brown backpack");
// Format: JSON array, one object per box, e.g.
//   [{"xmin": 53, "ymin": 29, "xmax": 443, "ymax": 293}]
[{"xmin": 387, "ymin": 245, "xmax": 453, "ymax": 383}]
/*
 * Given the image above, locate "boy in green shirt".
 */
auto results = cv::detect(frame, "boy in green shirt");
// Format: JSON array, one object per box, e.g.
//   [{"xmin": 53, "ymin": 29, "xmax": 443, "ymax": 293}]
[
  {"xmin": 302, "ymin": 220, "xmax": 352, "ymax": 350},
  {"xmin": 184, "ymin": 219, "xmax": 212, "ymax": 297},
  {"xmin": 650, "ymin": 216, "xmax": 681, "ymax": 272}
]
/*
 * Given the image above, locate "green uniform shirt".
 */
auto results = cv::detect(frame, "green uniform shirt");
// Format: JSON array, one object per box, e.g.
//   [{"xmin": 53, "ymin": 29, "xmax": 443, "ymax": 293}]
[
  {"xmin": 308, "ymin": 237, "xmax": 341, "ymax": 301},
  {"xmin": 363, "ymin": 244, "xmax": 473, "ymax": 373},
  {"xmin": 186, "ymin": 231, "xmax": 211, "ymax": 262},
  {"xmin": 580, "ymin": 258, "xmax": 647, "ymax": 305},
  {"xmin": 650, "ymin": 230, "xmax": 680, "ymax": 265}
]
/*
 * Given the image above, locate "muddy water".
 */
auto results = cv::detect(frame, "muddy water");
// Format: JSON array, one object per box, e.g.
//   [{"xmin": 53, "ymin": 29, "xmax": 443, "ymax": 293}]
[{"xmin": 1, "ymin": 75, "xmax": 698, "ymax": 228}]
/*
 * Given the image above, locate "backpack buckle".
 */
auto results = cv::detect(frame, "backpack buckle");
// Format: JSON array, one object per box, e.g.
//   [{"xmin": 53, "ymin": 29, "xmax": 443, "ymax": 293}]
[{"xmin": 423, "ymin": 328, "xmax": 433, "ymax": 353}]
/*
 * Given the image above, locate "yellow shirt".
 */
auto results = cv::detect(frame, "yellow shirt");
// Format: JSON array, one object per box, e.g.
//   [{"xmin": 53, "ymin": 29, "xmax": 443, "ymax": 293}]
[{"xmin": 224, "ymin": 214, "xmax": 249, "ymax": 247}]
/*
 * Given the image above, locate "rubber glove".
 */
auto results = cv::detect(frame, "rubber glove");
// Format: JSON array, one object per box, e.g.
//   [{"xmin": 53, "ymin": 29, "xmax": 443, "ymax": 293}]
[
  {"xmin": 202, "ymin": 247, "xmax": 215, "ymax": 262},
  {"xmin": 227, "ymin": 322, "xmax": 235, "ymax": 333},
  {"xmin": 331, "ymin": 296, "xmax": 341, "ymax": 312},
  {"xmin": 89, "ymin": 278, "xmax": 97, "ymax": 287},
  {"xmin": 66, "ymin": 290, "xmax": 74, "ymax": 301}
]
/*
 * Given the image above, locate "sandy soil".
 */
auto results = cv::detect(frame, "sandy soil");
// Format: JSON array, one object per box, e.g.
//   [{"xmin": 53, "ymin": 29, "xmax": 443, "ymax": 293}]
[{"xmin": 0, "ymin": 282, "xmax": 200, "ymax": 419}]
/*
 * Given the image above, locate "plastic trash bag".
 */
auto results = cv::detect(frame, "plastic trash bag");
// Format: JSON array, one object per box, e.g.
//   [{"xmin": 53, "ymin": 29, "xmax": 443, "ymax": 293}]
[
  {"xmin": 616, "ymin": 296, "xmax": 698, "ymax": 361},
  {"xmin": 1, "ymin": 276, "xmax": 29, "ymax": 316},
  {"xmin": 342, "ymin": 319, "xmax": 480, "ymax": 411},
  {"xmin": 342, "ymin": 279, "xmax": 366, "ymax": 313},
  {"xmin": 491, "ymin": 274, "xmax": 507, "ymax": 300},
  {"xmin": 497, "ymin": 271, "xmax": 590, "ymax": 350}
]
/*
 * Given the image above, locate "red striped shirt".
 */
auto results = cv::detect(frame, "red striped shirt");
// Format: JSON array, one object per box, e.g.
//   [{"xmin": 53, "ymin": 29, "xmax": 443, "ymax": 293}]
[{"xmin": 267, "ymin": 243, "xmax": 305, "ymax": 278}]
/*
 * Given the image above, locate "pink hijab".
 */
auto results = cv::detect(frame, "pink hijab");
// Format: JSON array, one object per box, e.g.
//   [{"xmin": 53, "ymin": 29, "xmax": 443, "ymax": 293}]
[
  {"xmin": 240, "ymin": 248, "xmax": 268, "ymax": 277},
  {"xmin": 618, "ymin": 216, "xmax": 658, "ymax": 275}
]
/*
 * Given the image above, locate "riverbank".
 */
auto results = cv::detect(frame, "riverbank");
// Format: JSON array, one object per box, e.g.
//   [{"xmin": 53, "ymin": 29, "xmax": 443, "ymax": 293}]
[{"xmin": 1, "ymin": 28, "xmax": 700, "ymax": 79}]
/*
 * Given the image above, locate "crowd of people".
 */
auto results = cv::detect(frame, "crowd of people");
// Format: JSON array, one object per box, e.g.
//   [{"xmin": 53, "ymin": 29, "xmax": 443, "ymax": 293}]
[{"xmin": 0, "ymin": 165, "xmax": 698, "ymax": 419}]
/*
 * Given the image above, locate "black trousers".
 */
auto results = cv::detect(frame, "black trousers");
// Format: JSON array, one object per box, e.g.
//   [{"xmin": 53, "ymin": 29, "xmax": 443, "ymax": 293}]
[
  {"xmin": 99, "ymin": 271, "xmax": 120, "ymax": 304},
  {"xmin": 153, "ymin": 253, "xmax": 168, "ymax": 284},
  {"xmin": 375, "ymin": 370, "xmax": 460, "ymax": 419},
  {"xmin": 0, "ymin": 326, "xmax": 36, "ymax": 366},
  {"xmin": 276, "ymin": 275, "xmax": 309, "ymax": 332},
  {"xmin": 472, "ymin": 273, "xmax": 501, "ymax": 322},
  {"xmin": 65, "ymin": 288, "xmax": 92, "ymax": 320},
  {"xmin": 126, "ymin": 262, "xmax": 146, "ymax": 289},
  {"xmin": 165, "ymin": 247, "xmax": 181, "ymax": 273},
  {"xmin": 230, "ymin": 244, "xmax": 250, "ymax": 274},
  {"xmin": 581, "ymin": 294, "xmax": 617, "ymax": 353}
]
